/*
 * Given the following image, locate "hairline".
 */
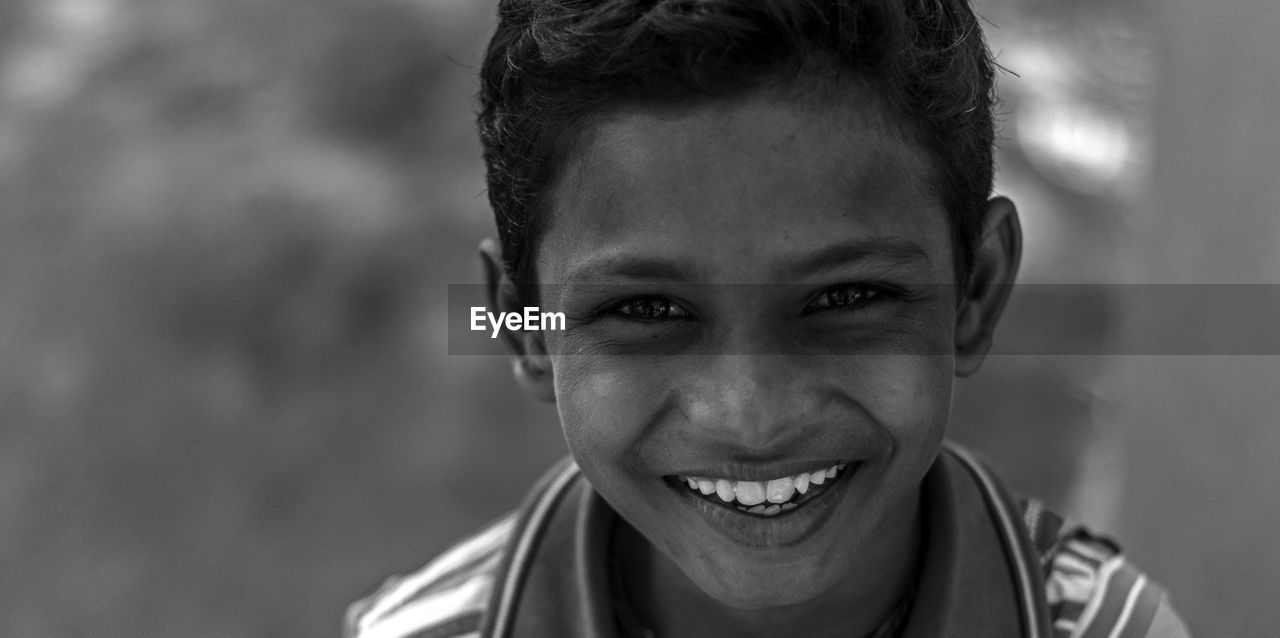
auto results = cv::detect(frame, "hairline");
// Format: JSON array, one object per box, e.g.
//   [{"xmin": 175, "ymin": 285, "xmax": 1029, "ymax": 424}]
[{"xmin": 519, "ymin": 70, "xmax": 959, "ymax": 299}]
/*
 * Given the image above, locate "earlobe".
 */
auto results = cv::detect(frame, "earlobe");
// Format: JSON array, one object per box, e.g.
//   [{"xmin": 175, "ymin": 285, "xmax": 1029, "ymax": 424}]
[
  {"xmin": 479, "ymin": 238, "xmax": 556, "ymax": 402},
  {"xmin": 512, "ymin": 350, "xmax": 556, "ymax": 402},
  {"xmin": 954, "ymin": 196, "xmax": 1022, "ymax": 377}
]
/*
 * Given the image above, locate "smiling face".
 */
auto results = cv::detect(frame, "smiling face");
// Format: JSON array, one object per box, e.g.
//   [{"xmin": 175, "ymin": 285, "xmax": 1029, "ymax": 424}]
[{"xmin": 529, "ymin": 87, "xmax": 960, "ymax": 610}]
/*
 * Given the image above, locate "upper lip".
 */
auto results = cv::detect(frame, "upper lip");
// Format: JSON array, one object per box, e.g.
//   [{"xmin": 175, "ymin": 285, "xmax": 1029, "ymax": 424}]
[{"xmin": 664, "ymin": 458, "xmax": 853, "ymax": 482}]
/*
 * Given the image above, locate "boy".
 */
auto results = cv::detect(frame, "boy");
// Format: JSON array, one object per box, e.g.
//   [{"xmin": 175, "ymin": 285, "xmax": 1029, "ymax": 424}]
[{"xmin": 348, "ymin": 1, "xmax": 1190, "ymax": 636}]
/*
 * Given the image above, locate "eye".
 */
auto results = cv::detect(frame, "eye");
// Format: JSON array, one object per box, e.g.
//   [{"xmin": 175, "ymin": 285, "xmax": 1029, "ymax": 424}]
[
  {"xmin": 804, "ymin": 284, "xmax": 888, "ymax": 313},
  {"xmin": 607, "ymin": 297, "xmax": 692, "ymax": 321}
]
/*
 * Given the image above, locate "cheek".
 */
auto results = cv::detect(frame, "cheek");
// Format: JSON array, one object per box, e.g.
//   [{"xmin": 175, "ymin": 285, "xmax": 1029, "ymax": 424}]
[
  {"xmin": 839, "ymin": 353, "xmax": 952, "ymax": 458},
  {"xmin": 859, "ymin": 355, "xmax": 953, "ymax": 463},
  {"xmin": 551, "ymin": 357, "xmax": 660, "ymax": 478}
]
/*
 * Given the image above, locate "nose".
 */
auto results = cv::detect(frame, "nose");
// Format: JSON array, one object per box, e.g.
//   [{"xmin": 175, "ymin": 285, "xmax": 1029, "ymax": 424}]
[{"xmin": 679, "ymin": 354, "xmax": 812, "ymax": 451}]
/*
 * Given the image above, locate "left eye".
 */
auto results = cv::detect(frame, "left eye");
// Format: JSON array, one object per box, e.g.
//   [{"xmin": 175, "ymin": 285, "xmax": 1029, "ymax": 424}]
[
  {"xmin": 804, "ymin": 285, "xmax": 883, "ymax": 313},
  {"xmin": 609, "ymin": 297, "xmax": 692, "ymax": 320}
]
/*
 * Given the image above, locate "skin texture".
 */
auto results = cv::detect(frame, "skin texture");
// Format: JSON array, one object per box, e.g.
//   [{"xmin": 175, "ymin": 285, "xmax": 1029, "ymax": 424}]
[{"xmin": 482, "ymin": 86, "xmax": 1021, "ymax": 638}]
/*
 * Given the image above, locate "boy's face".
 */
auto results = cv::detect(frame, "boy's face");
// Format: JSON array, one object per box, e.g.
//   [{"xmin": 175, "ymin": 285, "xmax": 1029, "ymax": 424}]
[{"xmin": 529, "ymin": 90, "xmax": 961, "ymax": 608}]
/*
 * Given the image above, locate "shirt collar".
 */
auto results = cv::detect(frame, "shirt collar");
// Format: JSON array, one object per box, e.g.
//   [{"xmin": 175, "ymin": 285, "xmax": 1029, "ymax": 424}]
[{"xmin": 500, "ymin": 445, "xmax": 1050, "ymax": 637}]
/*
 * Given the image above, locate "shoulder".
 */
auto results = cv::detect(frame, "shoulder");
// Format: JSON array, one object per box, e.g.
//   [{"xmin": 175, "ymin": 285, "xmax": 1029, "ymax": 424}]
[
  {"xmin": 1023, "ymin": 502, "xmax": 1193, "ymax": 638},
  {"xmin": 344, "ymin": 513, "xmax": 517, "ymax": 638},
  {"xmin": 346, "ymin": 458, "xmax": 585, "ymax": 638}
]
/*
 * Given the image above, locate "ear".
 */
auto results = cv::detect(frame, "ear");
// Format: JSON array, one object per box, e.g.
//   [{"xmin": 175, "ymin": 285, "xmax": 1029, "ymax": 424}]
[
  {"xmin": 479, "ymin": 238, "xmax": 556, "ymax": 402},
  {"xmin": 954, "ymin": 196, "xmax": 1022, "ymax": 377}
]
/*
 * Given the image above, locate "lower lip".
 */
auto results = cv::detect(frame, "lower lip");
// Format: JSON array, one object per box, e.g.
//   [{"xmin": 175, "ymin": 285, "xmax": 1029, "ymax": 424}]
[{"xmin": 666, "ymin": 466, "xmax": 857, "ymax": 548}]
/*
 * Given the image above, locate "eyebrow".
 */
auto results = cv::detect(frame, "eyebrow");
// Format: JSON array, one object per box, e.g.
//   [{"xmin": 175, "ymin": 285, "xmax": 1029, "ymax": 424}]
[
  {"xmin": 562, "ymin": 238, "xmax": 932, "ymax": 284},
  {"xmin": 780, "ymin": 238, "xmax": 933, "ymax": 279},
  {"xmin": 564, "ymin": 254, "xmax": 701, "ymax": 284}
]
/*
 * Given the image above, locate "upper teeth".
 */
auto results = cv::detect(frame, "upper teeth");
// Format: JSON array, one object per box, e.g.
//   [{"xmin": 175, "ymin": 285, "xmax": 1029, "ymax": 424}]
[{"xmin": 680, "ymin": 464, "xmax": 847, "ymax": 507}]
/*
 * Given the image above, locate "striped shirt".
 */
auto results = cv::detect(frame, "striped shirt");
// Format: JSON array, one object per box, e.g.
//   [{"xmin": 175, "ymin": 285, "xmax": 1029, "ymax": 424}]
[
  {"xmin": 346, "ymin": 515, "xmax": 515, "ymax": 638},
  {"xmin": 346, "ymin": 447, "xmax": 1191, "ymax": 638},
  {"xmin": 1042, "ymin": 528, "xmax": 1189, "ymax": 638}
]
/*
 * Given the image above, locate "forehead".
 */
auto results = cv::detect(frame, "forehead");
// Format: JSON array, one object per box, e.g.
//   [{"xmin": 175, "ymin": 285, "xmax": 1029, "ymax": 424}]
[{"xmin": 537, "ymin": 89, "xmax": 953, "ymax": 284}]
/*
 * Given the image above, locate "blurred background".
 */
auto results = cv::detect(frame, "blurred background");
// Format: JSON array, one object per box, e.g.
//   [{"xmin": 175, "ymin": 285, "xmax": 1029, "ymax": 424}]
[{"xmin": 1, "ymin": 0, "xmax": 1276, "ymax": 635}]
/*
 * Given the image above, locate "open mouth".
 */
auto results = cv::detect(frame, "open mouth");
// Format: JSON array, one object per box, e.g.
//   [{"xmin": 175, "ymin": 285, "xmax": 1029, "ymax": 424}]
[{"xmin": 666, "ymin": 463, "xmax": 852, "ymax": 518}]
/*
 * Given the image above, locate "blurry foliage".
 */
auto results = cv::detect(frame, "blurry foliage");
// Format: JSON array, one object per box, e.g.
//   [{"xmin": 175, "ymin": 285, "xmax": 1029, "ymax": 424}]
[{"xmin": 0, "ymin": 1, "xmax": 564, "ymax": 636}]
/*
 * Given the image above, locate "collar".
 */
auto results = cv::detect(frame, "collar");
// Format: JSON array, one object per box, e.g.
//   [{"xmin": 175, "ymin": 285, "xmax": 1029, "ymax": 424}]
[{"xmin": 483, "ymin": 444, "xmax": 1051, "ymax": 638}]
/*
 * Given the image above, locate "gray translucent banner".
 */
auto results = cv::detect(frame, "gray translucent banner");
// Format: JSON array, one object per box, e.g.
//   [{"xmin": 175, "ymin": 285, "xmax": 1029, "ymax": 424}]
[{"xmin": 446, "ymin": 284, "xmax": 1280, "ymax": 355}]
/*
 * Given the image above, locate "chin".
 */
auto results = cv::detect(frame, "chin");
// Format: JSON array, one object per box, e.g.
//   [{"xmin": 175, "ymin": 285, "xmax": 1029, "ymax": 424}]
[{"xmin": 687, "ymin": 553, "xmax": 835, "ymax": 610}]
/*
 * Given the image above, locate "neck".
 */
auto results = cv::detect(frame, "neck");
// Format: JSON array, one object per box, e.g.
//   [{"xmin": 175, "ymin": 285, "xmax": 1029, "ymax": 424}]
[{"xmin": 615, "ymin": 491, "xmax": 925, "ymax": 638}]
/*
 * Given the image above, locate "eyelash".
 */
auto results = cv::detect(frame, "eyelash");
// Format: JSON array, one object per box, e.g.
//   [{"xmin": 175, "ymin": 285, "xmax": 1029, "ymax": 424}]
[
  {"xmin": 598, "ymin": 284, "xmax": 899, "ymax": 322},
  {"xmin": 601, "ymin": 297, "xmax": 693, "ymax": 321},
  {"xmin": 802, "ymin": 283, "xmax": 897, "ymax": 314}
]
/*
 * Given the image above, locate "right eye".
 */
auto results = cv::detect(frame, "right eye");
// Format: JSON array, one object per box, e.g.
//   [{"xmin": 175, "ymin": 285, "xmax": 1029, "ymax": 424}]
[{"xmin": 606, "ymin": 297, "xmax": 692, "ymax": 321}]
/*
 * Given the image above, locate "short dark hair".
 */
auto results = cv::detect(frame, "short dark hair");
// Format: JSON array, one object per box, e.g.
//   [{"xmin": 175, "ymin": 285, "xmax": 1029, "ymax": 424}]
[{"xmin": 478, "ymin": 0, "xmax": 996, "ymax": 291}]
